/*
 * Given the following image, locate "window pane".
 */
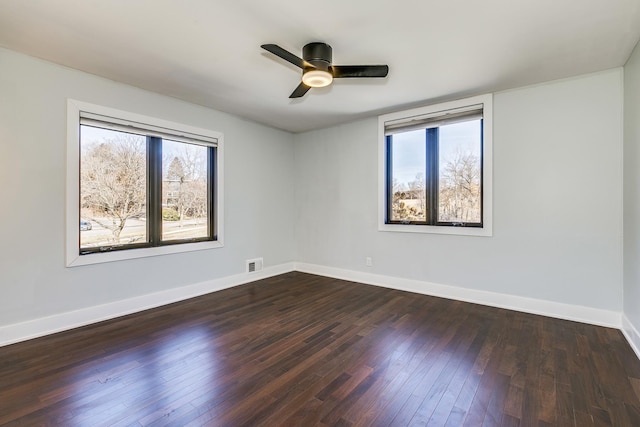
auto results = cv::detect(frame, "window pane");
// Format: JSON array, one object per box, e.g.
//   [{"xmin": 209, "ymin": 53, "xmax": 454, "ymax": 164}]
[
  {"xmin": 162, "ymin": 140, "xmax": 209, "ymax": 241},
  {"xmin": 438, "ymin": 120, "xmax": 482, "ymax": 223},
  {"xmin": 80, "ymin": 125, "xmax": 147, "ymax": 249},
  {"xmin": 390, "ymin": 130, "xmax": 426, "ymax": 222}
]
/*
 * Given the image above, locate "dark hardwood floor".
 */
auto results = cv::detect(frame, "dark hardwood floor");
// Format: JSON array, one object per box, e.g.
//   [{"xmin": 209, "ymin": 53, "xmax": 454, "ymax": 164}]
[{"xmin": 1, "ymin": 272, "xmax": 639, "ymax": 426}]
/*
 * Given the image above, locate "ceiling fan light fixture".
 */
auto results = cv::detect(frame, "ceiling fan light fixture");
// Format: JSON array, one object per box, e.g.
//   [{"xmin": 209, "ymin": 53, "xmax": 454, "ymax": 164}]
[{"xmin": 302, "ymin": 69, "xmax": 333, "ymax": 88}]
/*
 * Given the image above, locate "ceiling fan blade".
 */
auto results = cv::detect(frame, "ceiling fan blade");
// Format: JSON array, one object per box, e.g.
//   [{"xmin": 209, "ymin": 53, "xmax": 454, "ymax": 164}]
[
  {"xmin": 289, "ymin": 82, "xmax": 311, "ymax": 98},
  {"xmin": 261, "ymin": 44, "xmax": 310, "ymax": 69},
  {"xmin": 332, "ymin": 65, "xmax": 389, "ymax": 78}
]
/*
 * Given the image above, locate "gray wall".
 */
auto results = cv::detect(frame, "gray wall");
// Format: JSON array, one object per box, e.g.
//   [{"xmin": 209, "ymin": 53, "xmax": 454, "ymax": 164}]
[
  {"xmin": 0, "ymin": 45, "xmax": 629, "ymax": 333},
  {"xmin": 294, "ymin": 69, "xmax": 623, "ymax": 312},
  {"xmin": 0, "ymin": 48, "xmax": 296, "ymax": 326},
  {"xmin": 624, "ymin": 41, "xmax": 640, "ymax": 332}
]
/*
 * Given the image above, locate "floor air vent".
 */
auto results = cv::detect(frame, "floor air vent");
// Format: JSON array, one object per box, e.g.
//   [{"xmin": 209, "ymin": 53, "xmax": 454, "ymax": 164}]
[{"xmin": 246, "ymin": 258, "xmax": 263, "ymax": 273}]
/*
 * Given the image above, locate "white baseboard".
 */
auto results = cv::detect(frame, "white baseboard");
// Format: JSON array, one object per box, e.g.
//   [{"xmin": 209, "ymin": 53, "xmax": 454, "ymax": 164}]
[
  {"xmin": 0, "ymin": 261, "xmax": 629, "ymax": 354},
  {"xmin": 0, "ymin": 262, "xmax": 295, "ymax": 347},
  {"xmin": 295, "ymin": 262, "xmax": 622, "ymax": 329},
  {"xmin": 622, "ymin": 315, "xmax": 640, "ymax": 360}
]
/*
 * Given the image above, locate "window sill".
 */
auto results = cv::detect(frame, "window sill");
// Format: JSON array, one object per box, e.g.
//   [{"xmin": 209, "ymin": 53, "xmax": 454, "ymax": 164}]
[
  {"xmin": 66, "ymin": 240, "xmax": 223, "ymax": 267},
  {"xmin": 378, "ymin": 223, "xmax": 492, "ymax": 237}
]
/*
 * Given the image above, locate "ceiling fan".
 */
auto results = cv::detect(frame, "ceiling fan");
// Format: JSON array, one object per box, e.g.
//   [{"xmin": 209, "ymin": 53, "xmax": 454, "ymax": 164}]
[{"xmin": 261, "ymin": 42, "xmax": 389, "ymax": 98}]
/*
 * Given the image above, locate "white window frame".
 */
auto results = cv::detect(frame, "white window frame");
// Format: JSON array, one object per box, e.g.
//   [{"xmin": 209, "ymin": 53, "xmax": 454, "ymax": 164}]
[
  {"xmin": 378, "ymin": 94, "xmax": 493, "ymax": 237},
  {"xmin": 66, "ymin": 99, "xmax": 224, "ymax": 267}
]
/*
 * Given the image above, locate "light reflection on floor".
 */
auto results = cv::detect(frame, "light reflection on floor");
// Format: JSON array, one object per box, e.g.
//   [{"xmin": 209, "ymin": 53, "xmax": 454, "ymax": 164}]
[{"xmin": 59, "ymin": 326, "xmax": 225, "ymax": 426}]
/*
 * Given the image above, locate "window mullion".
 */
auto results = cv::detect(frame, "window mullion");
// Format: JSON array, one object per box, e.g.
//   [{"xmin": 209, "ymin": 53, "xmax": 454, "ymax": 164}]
[
  {"xmin": 425, "ymin": 128, "xmax": 439, "ymax": 225},
  {"xmin": 147, "ymin": 137, "xmax": 162, "ymax": 246}
]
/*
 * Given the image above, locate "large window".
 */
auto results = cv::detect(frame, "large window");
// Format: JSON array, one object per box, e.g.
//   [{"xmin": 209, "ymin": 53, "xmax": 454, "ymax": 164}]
[
  {"xmin": 67, "ymin": 100, "xmax": 224, "ymax": 266},
  {"xmin": 378, "ymin": 95, "xmax": 492, "ymax": 236}
]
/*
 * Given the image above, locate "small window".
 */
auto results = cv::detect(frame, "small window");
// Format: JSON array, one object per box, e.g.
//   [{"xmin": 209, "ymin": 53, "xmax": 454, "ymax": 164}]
[
  {"xmin": 67, "ymin": 100, "xmax": 224, "ymax": 266},
  {"xmin": 378, "ymin": 95, "xmax": 492, "ymax": 236}
]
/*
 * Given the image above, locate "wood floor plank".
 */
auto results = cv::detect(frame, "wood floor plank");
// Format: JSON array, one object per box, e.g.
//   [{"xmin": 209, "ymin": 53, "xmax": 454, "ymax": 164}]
[{"xmin": 1, "ymin": 272, "xmax": 640, "ymax": 426}]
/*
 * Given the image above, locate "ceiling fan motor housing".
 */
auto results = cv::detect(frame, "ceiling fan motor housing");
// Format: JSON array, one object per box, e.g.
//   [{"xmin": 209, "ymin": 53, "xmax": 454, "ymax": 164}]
[{"xmin": 303, "ymin": 42, "xmax": 332, "ymax": 71}]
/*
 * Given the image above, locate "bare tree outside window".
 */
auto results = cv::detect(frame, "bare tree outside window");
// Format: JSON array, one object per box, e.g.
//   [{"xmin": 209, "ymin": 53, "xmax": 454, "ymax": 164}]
[
  {"xmin": 438, "ymin": 150, "xmax": 481, "ymax": 223},
  {"xmin": 438, "ymin": 121, "xmax": 482, "ymax": 223},
  {"xmin": 80, "ymin": 127, "xmax": 147, "ymax": 248}
]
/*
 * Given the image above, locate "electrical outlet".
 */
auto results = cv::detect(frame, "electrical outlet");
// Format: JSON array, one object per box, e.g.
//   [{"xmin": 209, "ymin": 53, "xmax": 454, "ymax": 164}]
[{"xmin": 365, "ymin": 257, "xmax": 373, "ymax": 267}]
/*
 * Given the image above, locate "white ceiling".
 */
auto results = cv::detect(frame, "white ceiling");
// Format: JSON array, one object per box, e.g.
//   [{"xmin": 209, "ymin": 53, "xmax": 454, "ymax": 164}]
[{"xmin": 1, "ymin": 0, "xmax": 639, "ymax": 133}]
